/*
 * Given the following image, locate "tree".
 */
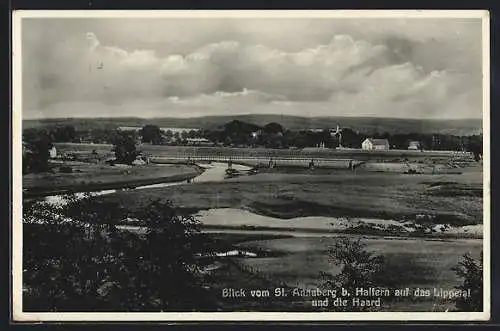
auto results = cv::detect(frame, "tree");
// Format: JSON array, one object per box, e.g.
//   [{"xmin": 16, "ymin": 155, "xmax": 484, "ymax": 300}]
[
  {"xmin": 112, "ymin": 132, "xmax": 138, "ymax": 164},
  {"xmin": 141, "ymin": 124, "xmax": 162, "ymax": 145},
  {"xmin": 222, "ymin": 120, "xmax": 261, "ymax": 146},
  {"xmin": 23, "ymin": 129, "xmax": 53, "ymax": 173},
  {"xmin": 23, "ymin": 197, "xmax": 122, "ymax": 311},
  {"xmin": 51, "ymin": 125, "xmax": 77, "ymax": 142},
  {"xmin": 452, "ymin": 252, "xmax": 483, "ymax": 311},
  {"xmin": 263, "ymin": 122, "xmax": 284, "ymax": 134},
  {"xmin": 321, "ymin": 236, "xmax": 385, "ymax": 311},
  {"xmin": 164, "ymin": 130, "xmax": 173, "ymax": 141},
  {"xmin": 129, "ymin": 200, "xmax": 209, "ymax": 310},
  {"xmin": 466, "ymin": 135, "xmax": 483, "ymax": 161},
  {"xmin": 339, "ymin": 128, "xmax": 362, "ymax": 149},
  {"xmin": 23, "ymin": 196, "xmax": 212, "ymax": 311},
  {"xmin": 173, "ymin": 131, "xmax": 181, "ymax": 143}
]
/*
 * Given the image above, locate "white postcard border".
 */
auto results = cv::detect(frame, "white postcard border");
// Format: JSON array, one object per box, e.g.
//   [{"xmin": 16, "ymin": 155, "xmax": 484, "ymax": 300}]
[{"xmin": 11, "ymin": 9, "xmax": 491, "ymax": 322}]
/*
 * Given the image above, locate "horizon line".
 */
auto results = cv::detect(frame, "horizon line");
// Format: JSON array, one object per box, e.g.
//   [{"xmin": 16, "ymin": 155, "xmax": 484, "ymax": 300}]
[{"xmin": 22, "ymin": 114, "xmax": 483, "ymax": 121}]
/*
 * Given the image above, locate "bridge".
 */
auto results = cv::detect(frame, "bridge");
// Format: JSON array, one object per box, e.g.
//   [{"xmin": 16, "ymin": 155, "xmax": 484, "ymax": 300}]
[{"xmin": 150, "ymin": 155, "xmax": 361, "ymax": 169}]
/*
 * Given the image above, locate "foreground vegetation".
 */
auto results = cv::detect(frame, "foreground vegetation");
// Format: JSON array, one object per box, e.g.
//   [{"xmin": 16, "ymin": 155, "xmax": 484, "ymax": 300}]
[
  {"xmin": 22, "ymin": 196, "xmax": 483, "ymax": 312},
  {"xmin": 24, "ymin": 198, "xmax": 212, "ymax": 311}
]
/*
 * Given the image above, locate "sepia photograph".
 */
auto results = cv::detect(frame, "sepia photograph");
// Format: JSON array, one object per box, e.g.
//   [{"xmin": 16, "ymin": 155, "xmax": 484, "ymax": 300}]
[{"xmin": 12, "ymin": 10, "xmax": 490, "ymax": 321}]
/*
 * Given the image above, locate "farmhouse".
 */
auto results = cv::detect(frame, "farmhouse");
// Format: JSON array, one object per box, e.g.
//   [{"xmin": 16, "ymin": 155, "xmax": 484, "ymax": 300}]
[
  {"xmin": 49, "ymin": 145, "xmax": 57, "ymax": 158},
  {"xmin": 408, "ymin": 141, "xmax": 421, "ymax": 150},
  {"xmin": 118, "ymin": 126, "xmax": 200, "ymax": 134},
  {"xmin": 186, "ymin": 137, "xmax": 212, "ymax": 146},
  {"xmin": 362, "ymin": 138, "xmax": 390, "ymax": 151},
  {"xmin": 22, "ymin": 142, "xmax": 57, "ymax": 158}
]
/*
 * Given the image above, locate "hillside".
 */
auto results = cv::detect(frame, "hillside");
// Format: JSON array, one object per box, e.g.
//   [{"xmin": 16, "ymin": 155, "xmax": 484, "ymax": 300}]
[{"xmin": 23, "ymin": 115, "xmax": 483, "ymax": 136}]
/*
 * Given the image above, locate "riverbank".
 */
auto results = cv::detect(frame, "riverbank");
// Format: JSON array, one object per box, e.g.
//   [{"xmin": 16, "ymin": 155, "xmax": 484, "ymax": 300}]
[
  {"xmin": 117, "ymin": 208, "xmax": 483, "ymax": 240},
  {"xmin": 23, "ymin": 163, "xmax": 204, "ymax": 198},
  {"xmin": 198, "ymin": 213, "xmax": 483, "ymax": 239}
]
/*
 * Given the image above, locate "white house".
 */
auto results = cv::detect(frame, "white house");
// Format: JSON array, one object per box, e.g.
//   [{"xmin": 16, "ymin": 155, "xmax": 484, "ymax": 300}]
[
  {"xmin": 49, "ymin": 145, "xmax": 57, "ymax": 158},
  {"xmin": 362, "ymin": 138, "xmax": 390, "ymax": 151},
  {"xmin": 186, "ymin": 137, "xmax": 212, "ymax": 146}
]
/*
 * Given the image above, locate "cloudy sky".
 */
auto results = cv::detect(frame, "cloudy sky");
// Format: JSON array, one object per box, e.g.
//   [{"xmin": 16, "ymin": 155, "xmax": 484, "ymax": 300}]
[{"xmin": 21, "ymin": 15, "xmax": 484, "ymax": 119}]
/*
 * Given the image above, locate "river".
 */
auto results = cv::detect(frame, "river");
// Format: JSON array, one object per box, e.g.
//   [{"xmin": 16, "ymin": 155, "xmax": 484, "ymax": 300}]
[
  {"xmin": 42, "ymin": 162, "xmax": 252, "ymax": 206},
  {"xmin": 37, "ymin": 161, "xmax": 482, "ymax": 239}
]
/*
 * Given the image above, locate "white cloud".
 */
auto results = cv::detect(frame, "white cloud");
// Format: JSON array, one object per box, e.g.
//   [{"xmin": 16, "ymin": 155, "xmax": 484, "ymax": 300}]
[{"xmin": 23, "ymin": 21, "xmax": 482, "ymax": 119}]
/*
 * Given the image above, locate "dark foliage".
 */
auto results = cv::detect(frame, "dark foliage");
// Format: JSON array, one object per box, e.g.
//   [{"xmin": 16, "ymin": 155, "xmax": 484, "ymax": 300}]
[
  {"xmin": 201, "ymin": 120, "xmax": 482, "ymax": 151},
  {"xmin": 23, "ymin": 129, "xmax": 53, "ymax": 173},
  {"xmin": 263, "ymin": 122, "xmax": 284, "ymax": 134},
  {"xmin": 23, "ymin": 197, "xmax": 212, "ymax": 311},
  {"xmin": 141, "ymin": 124, "xmax": 163, "ymax": 145},
  {"xmin": 321, "ymin": 236, "xmax": 385, "ymax": 311},
  {"xmin": 466, "ymin": 135, "xmax": 483, "ymax": 161},
  {"xmin": 51, "ymin": 125, "xmax": 78, "ymax": 142},
  {"xmin": 452, "ymin": 252, "xmax": 483, "ymax": 311},
  {"xmin": 112, "ymin": 132, "xmax": 139, "ymax": 164}
]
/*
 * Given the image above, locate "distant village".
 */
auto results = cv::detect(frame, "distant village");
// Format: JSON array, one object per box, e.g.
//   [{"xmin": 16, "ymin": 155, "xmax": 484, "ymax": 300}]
[
  {"xmin": 22, "ymin": 119, "xmax": 483, "ymax": 168},
  {"xmin": 111, "ymin": 123, "xmax": 444, "ymax": 152}
]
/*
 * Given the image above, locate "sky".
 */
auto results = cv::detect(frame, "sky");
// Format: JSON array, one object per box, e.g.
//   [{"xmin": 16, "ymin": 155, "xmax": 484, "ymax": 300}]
[{"xmin": 20, "ymin": 15, "xmax": 484, "ymax": 119}]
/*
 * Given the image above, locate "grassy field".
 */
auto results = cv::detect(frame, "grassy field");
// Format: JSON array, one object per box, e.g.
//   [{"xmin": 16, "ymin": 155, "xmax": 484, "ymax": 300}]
[
  {"xmin": 54, "ymin": 142, "xmax": 473, "ymax": 163},
  {"xmin": 228, "ymin": 235, "xmax": 482, "ymax": 311},
  {"xmin": 98, "ymin": 166, "xmax": 483, "ymax": 226},
  {"xmin": 23, "ymin": 163, "xmax": 202, "ymax": 197},
  {"xmin": 195, "ymin": 231, "xmax": 483, "ymax": 311}
]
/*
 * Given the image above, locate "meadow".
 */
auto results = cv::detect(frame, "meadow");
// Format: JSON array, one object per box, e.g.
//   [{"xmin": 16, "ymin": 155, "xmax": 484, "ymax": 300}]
[
  {"xmin": 99, "ymin": 167, "xmax": 483, "ymax": 226},
  {"xmin": 54, "ymin": 142, "xmax": 468, "ymax": 163},
  {"xmin": 23, "ymin": 141, "xmax": 484, "ymax": 312},
  {"xmin": 23, "ymin": 162, "xmax": 201, "ymax": 197},
  {"xmin": 228, "ymin": 235, "xmax": 482, "ymax": 311}
]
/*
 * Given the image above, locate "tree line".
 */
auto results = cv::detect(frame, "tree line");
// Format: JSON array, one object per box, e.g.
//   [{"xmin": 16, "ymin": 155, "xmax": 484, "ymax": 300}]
[
  {"xmin": 22, "ymin": 121, "xmax": 483, "ymax": 173},
  {"xmin": 25, "ymin": 121, "xmax": 482, "ymax": 152}
]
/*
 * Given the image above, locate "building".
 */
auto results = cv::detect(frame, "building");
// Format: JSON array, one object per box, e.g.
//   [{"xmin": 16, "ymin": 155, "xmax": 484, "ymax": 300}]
[
  {"xmin": 362, "ymin": 138, "xmax": 390, "ymax": 151},
  {"xmin": 118, "ymin": 126, "xmax": 200, "ymax": 134},
  {"xmin": 186, "ymin": 137, "xmax": 212, "ymax": 146},
  {"xmin": 408, "ymin": 141, "xmax": 421, "ymax": 150},
  {"xmin": 132, "ymin": 158, "xmax": 146, "ymax": 166},
  {"xmin": 117, "ymin": 126, "xmax": 142, "ymax": 132},
  {"xmin": 22, "ymin": 141, "xmax": 30, "ymax": 157},
  {"xmin": 49, "ymin": 145, "xmax": 57, "ymax": 158}
]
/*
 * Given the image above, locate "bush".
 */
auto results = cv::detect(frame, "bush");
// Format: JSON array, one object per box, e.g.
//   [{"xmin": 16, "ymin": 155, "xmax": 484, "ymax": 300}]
[
  {"xmin": 320, "ymin": 236, "xmax": 385, "ymax": 311},
  {"xmin": 23, "ymin": 197, "xmax": 213, "ymax": 311},
  {"xmin": 452, "ymin": 252, "xmax": 483, "ymax": 311}
]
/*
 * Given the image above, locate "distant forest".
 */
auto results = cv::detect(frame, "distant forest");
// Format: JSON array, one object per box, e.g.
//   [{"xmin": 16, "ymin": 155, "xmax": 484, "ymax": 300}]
[
  {"xmin": 23, "ymin": 114, "xmax": 482, "ymax": 136},
  {"xmin": 22, "ymin": 118, "xmax": 483, "ymax": 160}
]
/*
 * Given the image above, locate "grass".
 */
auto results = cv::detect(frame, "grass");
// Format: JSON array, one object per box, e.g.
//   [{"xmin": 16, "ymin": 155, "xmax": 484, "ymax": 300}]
[
  {"xmin": 231, "ymin": 236, "xmax": 482, "ymax": 311},
  {"xmin": 98, "ymin": 168, "xmax": 483, "ymax": 226},
  {"xmin": 54, "ymin": 142, "xmax": 471, "ymax": 163},
  {"xmin": 23, "ymin": 163, "xmax": 202, "ymax": 197}
]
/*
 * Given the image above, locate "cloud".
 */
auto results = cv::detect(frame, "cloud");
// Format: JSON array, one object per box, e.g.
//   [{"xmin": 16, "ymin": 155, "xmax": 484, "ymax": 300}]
[{"xmin": 23, "ymin": 22, "xmax": 482, "ymax": 119}]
